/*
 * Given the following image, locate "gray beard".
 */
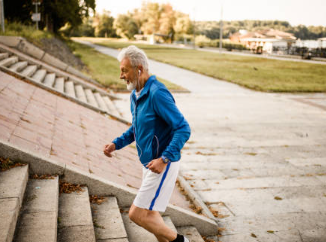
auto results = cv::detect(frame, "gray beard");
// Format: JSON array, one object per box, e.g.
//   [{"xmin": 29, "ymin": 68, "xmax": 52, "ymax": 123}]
[{"xmin": 126, "ymin": 81, "xmax": 136, "ymax": 91}]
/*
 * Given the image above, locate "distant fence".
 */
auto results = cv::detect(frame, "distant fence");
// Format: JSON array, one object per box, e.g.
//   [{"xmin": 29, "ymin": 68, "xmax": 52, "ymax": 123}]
[{"xmin": 287, "ymin": 47, "xmax": 326, "ymax": 59}]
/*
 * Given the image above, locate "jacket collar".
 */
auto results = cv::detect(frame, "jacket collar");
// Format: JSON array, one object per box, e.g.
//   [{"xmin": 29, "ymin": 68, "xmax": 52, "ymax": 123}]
[{"xmin": 132, "ymin": 75, "xmax": 156, "ymax": 101}]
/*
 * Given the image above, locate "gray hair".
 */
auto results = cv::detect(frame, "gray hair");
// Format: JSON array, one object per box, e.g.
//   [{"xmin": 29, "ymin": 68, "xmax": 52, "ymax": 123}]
[{"xmin": 117, "ymin": 45, "xmax": 149, "ymax": 72}]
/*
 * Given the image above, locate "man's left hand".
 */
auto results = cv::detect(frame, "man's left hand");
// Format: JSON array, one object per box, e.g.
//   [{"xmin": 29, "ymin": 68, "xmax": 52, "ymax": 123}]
[{"xmin": 146, "ymin": 158, "xmax": 167, "ymax": 174}]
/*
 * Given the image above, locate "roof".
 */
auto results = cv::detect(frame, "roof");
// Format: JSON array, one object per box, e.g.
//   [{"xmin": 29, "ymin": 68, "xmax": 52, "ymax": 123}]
[{"xmin": 230, "ymin": 28, "xmax": 296, "ymax": 41}]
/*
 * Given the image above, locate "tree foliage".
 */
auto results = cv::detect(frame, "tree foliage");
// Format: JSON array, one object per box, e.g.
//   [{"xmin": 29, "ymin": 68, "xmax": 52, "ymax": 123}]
[
  {"xmin": 196, "ymin": 20, "xmax": 326, "ymax": 40},
  {"xmin": 93, "ymin": 10, "xmax": 116, "ymax": 37},
  {"xmin": 114, "ymin": 13, "xmax": 139, "ymax": 40},
  {"xmin": 5, "ymin": 1, "xmax": 325, "ymax": 40},
  {"xmin": 112, "ymin": 2, "xmax": 192, "ymax": 40},
  {"xmin": 4, "ymin": 0, "xmax": 96, "ymax": 33}
]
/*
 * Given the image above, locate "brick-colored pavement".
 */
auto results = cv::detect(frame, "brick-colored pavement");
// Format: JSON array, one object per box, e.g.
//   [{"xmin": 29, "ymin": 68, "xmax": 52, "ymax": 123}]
[{"xmin": 0, "ymin": 71, "xmax": 191, "ymax": 210}]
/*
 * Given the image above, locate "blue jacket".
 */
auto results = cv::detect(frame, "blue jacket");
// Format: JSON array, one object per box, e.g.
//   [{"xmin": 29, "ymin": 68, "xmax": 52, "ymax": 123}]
[{"xmin": 112, "ymin": 75, "xmax": 191, "ymax": 167}]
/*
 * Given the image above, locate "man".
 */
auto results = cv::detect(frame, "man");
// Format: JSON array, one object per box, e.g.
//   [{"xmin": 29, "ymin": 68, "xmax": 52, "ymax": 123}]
[{"xmin": 103, "ymin": 45, "xmax": 191, "ymax": 242}]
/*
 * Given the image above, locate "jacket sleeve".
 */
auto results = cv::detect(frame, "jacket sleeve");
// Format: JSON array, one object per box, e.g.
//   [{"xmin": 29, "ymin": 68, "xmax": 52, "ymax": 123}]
[
  {"xmin": 152, "ymin": 88, "xmax": 191, "ymax": 161},
  {"xmin": 112, "ymin": 125, "xmax": 135, "ymax": 150}
]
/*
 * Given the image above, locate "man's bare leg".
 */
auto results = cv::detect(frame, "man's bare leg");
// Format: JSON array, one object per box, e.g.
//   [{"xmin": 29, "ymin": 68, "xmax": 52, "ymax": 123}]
[{"xmin": 129, "ymin": 204, "xmax": 177, "ymax": 242}]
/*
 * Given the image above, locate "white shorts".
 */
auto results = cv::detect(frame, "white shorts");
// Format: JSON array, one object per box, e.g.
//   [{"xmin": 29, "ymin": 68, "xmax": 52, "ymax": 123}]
[{"xmin": 133, "ymin": 161, "xmax": 180, "ymax": 212}]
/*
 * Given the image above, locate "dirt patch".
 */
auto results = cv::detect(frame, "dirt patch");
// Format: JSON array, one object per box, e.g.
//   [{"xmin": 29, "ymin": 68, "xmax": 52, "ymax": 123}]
[{"xmin": 39, "ymin": 37, "xmax": 85, "ymax": 71}]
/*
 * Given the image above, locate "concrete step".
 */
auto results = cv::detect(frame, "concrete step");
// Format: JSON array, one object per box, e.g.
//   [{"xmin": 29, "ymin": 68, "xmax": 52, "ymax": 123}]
[
  {"xmin": 14, "ymin": 176, "xmax": 59, "ymax": 242},
  {"xmin": 43, "ymin": 73, "xmax": 56, "ymax": 88},
  {"xmin": 103, "ymin": 96, "xmax": 120, "ymax": 117},
  {"xmin": 0, "ymin": 56, "xmax": 18, "ymax": 67},
  {"xmin": 9, "ymin": 61, "xmax": 28, "ymax": 72},
  {"xmin": 90, "ymin": 197, "xmax": 128, "ymax": 241},
  {"xmin": 177, "ymin": 226, "xmax": 205, "ymax": 242},
  {"xmin": 85, "ymin": 89, "xmax": 99, "ymax": 108},
  {"xmin": 94, "ymin": 93, "xmax": 109, "ymax": 112},
  {"xmin": 31, "ymin": 69, "xmax": 47, "ymax": 83},
  {"xmin": 0, "ymin": 165, "xmax": 29, "ymax": 242},
  {"xmin": 54, "ymin": 77, "xmax": 65, "ymax": 93},
  {"xmin": 20, "ymin": 65, "xmax": 38, "ymax": 77},
  {"xmin": 58, "ymin": 187, "xmax": 96, "ymax": 242},
  {"xmin": 75, "ymin": 85, "xmax": 87, "ymax": 103},
  {"xmin": 122, "ymin": 213, "xmax": 177, "ymax": 242},
  {"xmin": 64, "ymin": 81, "xmax": 76, "ymax": 98},
  {"xmin": 0, "ymin": 52, "xmax": 9, "ymax": 60}
]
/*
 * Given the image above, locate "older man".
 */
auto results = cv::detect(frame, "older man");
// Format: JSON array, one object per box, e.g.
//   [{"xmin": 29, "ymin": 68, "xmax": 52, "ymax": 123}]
[{"xmin": 104, "ymin": 45, "xmax": 191, "ymax": 242}]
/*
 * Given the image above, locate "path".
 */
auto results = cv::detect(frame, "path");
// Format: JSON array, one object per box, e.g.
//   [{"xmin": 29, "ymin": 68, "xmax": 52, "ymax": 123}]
[{"xmin": 77, "ymin": 40, "xmax": 326, "ymax": 242}]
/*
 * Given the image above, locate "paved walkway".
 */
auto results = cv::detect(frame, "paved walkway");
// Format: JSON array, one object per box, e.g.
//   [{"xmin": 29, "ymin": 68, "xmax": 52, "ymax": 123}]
[{"xmin": 81, "ymin": 41, "xmax": 326, "ymax": 242}]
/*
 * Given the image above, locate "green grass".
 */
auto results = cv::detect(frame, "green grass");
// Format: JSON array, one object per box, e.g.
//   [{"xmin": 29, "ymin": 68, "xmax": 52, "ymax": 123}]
[
  {"xmin": 76, "ymin": 37, "xmax": 326, "ymax": 93},
  {"xmin": 67, "ymin": 40, "xmax": 185, "ymax": 92},
  {"xmin": 67, "ymin": 40, "xmax": 125, "ymax": 90},
  {"xmin": 2, "ymin": 22, "xmax": 53, "ymax": 46}
]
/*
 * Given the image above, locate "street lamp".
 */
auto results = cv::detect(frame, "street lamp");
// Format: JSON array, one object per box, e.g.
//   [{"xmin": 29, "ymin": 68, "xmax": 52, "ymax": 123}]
[
  {"xmin": 0, "ymin": 0, "xmax": 5, "ymax": 32},
  {"xmin": 219, "ymin": 2, "xmax": 224, "ymax": 52},
  {"xmin": 32, "ymin": 1, "xmax": 41, "ymax": 30}
]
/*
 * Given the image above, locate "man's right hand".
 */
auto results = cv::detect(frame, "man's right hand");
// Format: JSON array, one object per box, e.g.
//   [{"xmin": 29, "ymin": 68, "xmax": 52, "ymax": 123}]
[{"xmin": 103, "ymin": 143, "xmax": 116, "ymax": 157}]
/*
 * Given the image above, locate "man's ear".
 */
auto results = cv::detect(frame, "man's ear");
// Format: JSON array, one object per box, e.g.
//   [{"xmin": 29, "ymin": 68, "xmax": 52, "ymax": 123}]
[{"xmin": 138, "ymin": 65, "xmax": 143, "ymax": 75}]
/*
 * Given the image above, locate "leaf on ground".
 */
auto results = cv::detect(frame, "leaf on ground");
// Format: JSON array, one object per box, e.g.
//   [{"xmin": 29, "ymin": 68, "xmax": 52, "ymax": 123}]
[
  {"xmin": 0, "ymin": 157, "xmax": 27, "ymax": 171},
  {"xmin": 31, "ymin": 174, "xmax": 55, "ymax": 179},
  {"xmin": 244, "ymin": 152, "xmax": 257, "ymax": 156},
  {"xmin": 251, "ymin": 233, "xmax": 257, "ymax": 238},
  {"xmin": 59, "ymin": 181, "xmax": 86, "ymax": 194},
  {"xmin": 202, "ymin": 236, "xmax": 215, "ymax": 242},
  {"xmin": 274, "ymin": 196, "xmax": 283, "ymax": 200},
  {"xmin": 89, "ymin": 195, "xmax": 106, "ymax": 205},
  {"xmin": 267, "ymin": 230, "xmax": 274, "ymax": 233},
  {"xmin": 209, "ymin": 207, "xmax": 219, "ymax": 217}
]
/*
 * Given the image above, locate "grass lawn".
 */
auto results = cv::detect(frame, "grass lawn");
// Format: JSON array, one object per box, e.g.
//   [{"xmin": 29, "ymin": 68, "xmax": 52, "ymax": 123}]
[
  {"xmin": 76, "ymin": 37, "xmax": 326, "ymax": 93},
  {"xmin": 68, "ymin": 40, "xmax": 186, "ymax": 92}
]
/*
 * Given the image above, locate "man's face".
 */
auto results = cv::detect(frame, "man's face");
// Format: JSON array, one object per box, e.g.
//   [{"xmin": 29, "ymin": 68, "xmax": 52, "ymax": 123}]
[{"xmin": 120, "ymin": 58, "xmax": 137, "ymax": 88}]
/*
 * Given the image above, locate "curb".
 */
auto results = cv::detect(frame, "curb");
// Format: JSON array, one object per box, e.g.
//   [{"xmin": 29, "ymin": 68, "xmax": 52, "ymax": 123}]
[{"xmin": 178, "ymin": 174, "xmax": 218, "ymax": 222}]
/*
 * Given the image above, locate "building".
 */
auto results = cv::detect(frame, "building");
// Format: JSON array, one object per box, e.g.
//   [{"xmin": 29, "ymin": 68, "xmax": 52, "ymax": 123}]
[
  {"xmin": 318, "ymin": 37, "xmax": 326, "ymax": 48},
  {"xmin": 230, "ymin": 29, "xmax": 296, "ymax": 54}
]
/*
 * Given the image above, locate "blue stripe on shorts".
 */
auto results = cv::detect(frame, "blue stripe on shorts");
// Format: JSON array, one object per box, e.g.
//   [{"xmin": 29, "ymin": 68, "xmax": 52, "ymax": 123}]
[{"xmin": 149, "ymin": 162, "xmax": 171, "ymax": 211}]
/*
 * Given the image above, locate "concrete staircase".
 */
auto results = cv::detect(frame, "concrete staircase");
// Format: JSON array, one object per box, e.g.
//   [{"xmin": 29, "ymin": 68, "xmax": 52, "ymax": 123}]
[
  {"xmin": 0, "ymin": 165, "xmax": 206, "ymax": 242},
  {"xmin": 0, "ymin": 44, "xmax": 124, "ymax": 123}
]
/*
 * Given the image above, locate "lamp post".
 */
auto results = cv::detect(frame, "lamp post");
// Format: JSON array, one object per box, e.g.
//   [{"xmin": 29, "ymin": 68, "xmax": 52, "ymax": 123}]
[
  {"xmin": 219, "ymin": 2, "xmax": 223, "ymax": 52},
  {"xmin": 0, "ymin": 0, "xmax": 4, "ymax": 32},
  {"xmin": 193, "ymin": 7, "xmax": 196, "ymax": 49},
  {"xmin": 32, "ymin": 1, "xmax": 41, "ymax": 30}
]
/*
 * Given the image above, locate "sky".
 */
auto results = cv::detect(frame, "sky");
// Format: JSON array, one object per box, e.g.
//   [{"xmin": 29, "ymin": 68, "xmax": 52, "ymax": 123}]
[{"xmin": 95, "ymin": 0, "xmax": 326, "ymax": 27}]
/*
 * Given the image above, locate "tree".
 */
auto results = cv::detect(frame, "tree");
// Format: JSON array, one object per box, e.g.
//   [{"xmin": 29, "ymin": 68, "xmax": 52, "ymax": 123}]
[
  {"xmin": 174, "ymin": 11, "xmax": 192, "ymax": 35},
  {"xmin": 4, "ymin": 0, "xmax": 96, "ymax": 33},
  {"xmin": 4, "ymin": 0, "xmax": 33, "ymax": 24},
  {"xmin": 93, "ymin": 10, "xmax": 116, "ymax": 37},
  {"xmin": 159, "ymin": 4, "xmax": 174, "ymax": 34},
  {"xmin": 114, "ymin": 13, "xmax": 138, "ymax": 39},
  {"xmin": 140, "ymin": 2, "xmax": 161, "ymax": 34}
]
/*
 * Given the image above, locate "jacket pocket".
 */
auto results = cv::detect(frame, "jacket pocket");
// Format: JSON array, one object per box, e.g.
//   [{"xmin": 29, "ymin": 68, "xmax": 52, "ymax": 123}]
[{"xmin": 151, "ymin": 135, "xmax": 159, "ymax": 159}]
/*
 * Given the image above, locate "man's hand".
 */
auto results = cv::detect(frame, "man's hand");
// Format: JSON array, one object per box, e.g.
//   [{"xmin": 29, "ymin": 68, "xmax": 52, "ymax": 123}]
[
  {"xmin": 146, "ymin": 158, "xmax": 167, "ymax": 174},
  {"xmin": 103, "ymin": 143, "xmax": 116, "ymax": 157}
]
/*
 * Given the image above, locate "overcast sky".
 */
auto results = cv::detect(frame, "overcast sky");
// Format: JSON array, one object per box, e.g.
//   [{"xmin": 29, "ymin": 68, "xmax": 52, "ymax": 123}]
[{"xmin": 95, "ymin": 0, "xmax": 326, "ymax": 27}]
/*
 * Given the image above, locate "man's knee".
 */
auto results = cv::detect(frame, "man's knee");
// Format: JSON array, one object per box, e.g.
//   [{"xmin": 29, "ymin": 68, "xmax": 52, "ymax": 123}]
[{"xmin": 129, "ymin": 205, "xmax": 145, "ymax": 225}]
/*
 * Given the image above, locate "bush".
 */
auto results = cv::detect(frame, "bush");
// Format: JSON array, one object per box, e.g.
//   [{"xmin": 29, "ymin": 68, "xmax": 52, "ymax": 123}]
[
  {"xmin": 195, "ymin": 35, "xmax": 211, "ymax": 48},
  {"xmin": 2, "ymin": 21, "xmax": 53, "ymax": 44}
]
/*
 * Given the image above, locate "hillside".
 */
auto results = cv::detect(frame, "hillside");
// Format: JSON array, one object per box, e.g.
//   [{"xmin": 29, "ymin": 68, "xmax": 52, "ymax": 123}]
[{"xmin": 195, "ymin": 20, "xmax": 326, "ymax": 40}]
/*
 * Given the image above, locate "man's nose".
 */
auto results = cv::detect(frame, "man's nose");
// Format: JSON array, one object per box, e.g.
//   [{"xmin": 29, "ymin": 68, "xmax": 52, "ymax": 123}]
[{"xmin": 120, "ymin": 73, "xmax": 124, "ymax": 79}]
